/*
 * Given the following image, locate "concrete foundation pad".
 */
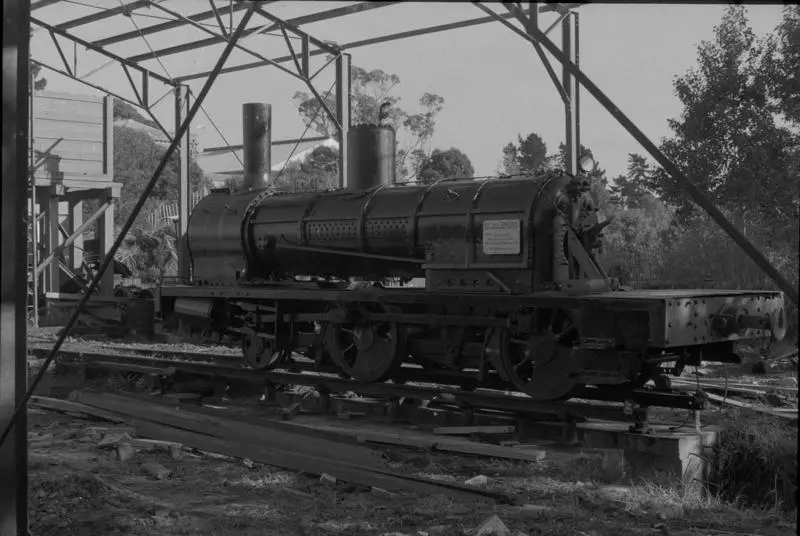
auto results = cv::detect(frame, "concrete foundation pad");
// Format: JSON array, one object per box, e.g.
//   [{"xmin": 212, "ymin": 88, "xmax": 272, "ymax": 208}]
[{"xmin": 518, "ymin": 419, "xmax": 720, "ymax": 491}]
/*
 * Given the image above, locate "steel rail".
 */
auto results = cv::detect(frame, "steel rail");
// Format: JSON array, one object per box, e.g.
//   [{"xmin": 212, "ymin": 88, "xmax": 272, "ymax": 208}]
[{"xmin": 54, "ymin": 351, "xmax": 706, "ymax": 415}]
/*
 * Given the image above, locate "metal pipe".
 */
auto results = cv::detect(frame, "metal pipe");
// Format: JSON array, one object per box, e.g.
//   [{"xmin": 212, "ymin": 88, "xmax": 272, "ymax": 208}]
[
  {"xmin": 241, "ymin": 103, "xmax": 272, "ymax": 191},
  {"xmin": 200, "ymin": 135, "xmax": 330, "ymax": 157},
  {"xmin": 35, "ymin": 198, "xmax": 113, "ymax": 276},
  {"xmin": 484, "ymin": 2, "xmax": 799, "ymax": 306},
  {"xmin": 0, "ymin": 2, "xmax": 260, "ymax": 452}
]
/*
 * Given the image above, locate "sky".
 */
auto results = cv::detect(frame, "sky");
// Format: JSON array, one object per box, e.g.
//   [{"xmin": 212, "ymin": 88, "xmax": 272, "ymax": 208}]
[{"xmin": 30, "ymin": 1, "xmax": 788, "ymax": 181}]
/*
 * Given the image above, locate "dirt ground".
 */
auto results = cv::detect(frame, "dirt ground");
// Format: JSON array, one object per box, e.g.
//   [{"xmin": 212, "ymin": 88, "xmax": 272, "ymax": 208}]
[
  {"xmin": 24, "ymin": 328, "xmax": 798, "ymax": 536},
  {"xmin": 25, "ymin": 408, "xmax": 795, "ymax": 536}
]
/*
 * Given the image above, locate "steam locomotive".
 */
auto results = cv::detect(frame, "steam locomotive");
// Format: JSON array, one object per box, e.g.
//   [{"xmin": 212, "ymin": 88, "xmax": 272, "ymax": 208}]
[{"xmin": 157, "ymin": 124, "xmax": 787, "ymax": 401}]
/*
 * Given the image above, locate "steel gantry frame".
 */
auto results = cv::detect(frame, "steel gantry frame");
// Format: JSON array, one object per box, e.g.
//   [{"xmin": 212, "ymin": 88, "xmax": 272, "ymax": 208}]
[{"xmin": 3, "ymin": 0, "xmax": 799, "ymax": 531}]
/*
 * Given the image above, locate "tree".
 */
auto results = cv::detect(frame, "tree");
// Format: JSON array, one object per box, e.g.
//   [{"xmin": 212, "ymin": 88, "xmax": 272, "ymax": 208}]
[
  {"xmin": 517, "ymin": 133, "xmax": 548, "ymax": 173},
  {"xmin": 31, "ymin": 62, "xmax": 47, "ymax": 90},
  {"xmin": 292, "ymin": 63, "xmax": 445, "ymax": 181},
  {"xmin": 497, "ymin": 142, "xmax": 520, "ymax": 175},
  {"xmin": 497, "ymin": 133, "xmax": 548, "ymax": 175},
  {"xmin": 417, "ymin": 147, "xmax": 475, "ymax": 184},
  {"xmin": 649, "ymin": 5, "xmax": 799, "ymax": 242},
  {"xmin": 113, "ymin": 126, "xmax": 209, "ymax": 225},
  {"xmin": 272, "ymin": 145, "xmax": 338, "ymax": 192},
  {"xmin": 113, "ymin": 100, "xmax": 159, "ymax": 129},
  {"xmin": 610, "ymin": 153, "xmax": 654, "ymax": 209},
  {"xmin": 765, "ymin": 6, "xmax": 800, "ymax": 124}
]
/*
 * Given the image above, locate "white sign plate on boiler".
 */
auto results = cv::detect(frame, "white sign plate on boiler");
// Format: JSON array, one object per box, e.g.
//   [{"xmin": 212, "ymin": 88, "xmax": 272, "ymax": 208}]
[{"xmin": 482, "ymin": 219, "xmax": 521, "ymax": 255}]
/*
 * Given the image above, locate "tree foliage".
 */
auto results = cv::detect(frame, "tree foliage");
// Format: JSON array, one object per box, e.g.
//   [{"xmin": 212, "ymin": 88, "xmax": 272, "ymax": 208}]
[
  {"xmin": 648, "ymin": 5, "xmax": 799, "ymax": 247},
  {"xmin": 113, "ymin": 100, "xmax": 159, "ymax": 129},
  {"xmin": 417, "ymin": 147, "xmax": 475, "ymax": 184},
  {"xmin": 497, "ymin": 133, "xmax": 548, "ymax": 175},
  {"xmin": 292, "ymin": 63, "xmax": 445, "ymax": 181},
  {"xmin": 113, "ymin": 126, "xmax": 209, "ymax": 226},
  {"xmin": 609, "ymin": 153, "xmax": 655, "ymax": 209},
  {"xmin": 31, "ymin": 62, "xmax": 47, "ymax": 90},
  {"xmin": 272, "ymin": 145, "xmax": 338, "ymax": 192}
]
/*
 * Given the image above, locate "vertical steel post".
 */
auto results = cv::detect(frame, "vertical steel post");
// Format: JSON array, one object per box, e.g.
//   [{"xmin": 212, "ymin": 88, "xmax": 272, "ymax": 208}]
[
  {"xmin": 562, "ymin": 13, "xmax": 578, "ymax": 174},
  {"xmin": 175, "ymin": 84, "xmax": 190, "ymax": 238},
  {"xmin": 336, "ymin": 53, "xmax": 351, "ymax": 188},
  {"xmin": 574, "ymin": 12, "xmax": 580, "ymax": 161},
  {"xmin": 241, "ymin": 102, "xmax": 271, "ymax": 191},
  {"xmin": 1, "ymin": 0, "xmax": 31, "ymax": 532},
  {"xmin": 30, "ymin": 58, "xmax": 39, "ymax": 327}
]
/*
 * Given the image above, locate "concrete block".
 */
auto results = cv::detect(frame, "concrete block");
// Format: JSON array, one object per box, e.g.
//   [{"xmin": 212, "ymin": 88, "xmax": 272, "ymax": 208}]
[{"xmin": 581, "ymin": 423, "xmax": 720, "ymax": 491}]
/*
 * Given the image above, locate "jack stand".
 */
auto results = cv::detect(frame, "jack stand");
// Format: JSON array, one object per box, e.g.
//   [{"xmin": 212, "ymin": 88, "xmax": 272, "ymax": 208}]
[
  {"xmin": 625, "ymin": 401, "xmax": 653, "ymax": 434},
  {"xmin": 562, "ymin": 418, "xmax": 579, "ymax": 445},
  {"xmin": 262, "ymin": 381, "xmax": 276, "ymax": 404},
  {"xmin": 318, "ymin": 387, "xmax": 331, "ymax": 413}
]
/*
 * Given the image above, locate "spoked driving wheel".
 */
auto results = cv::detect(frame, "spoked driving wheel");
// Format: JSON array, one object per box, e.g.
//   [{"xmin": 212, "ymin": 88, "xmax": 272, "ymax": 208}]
[
  {"xmin": 242, "ymin": 334, "xmax": 290, "ymax": 370},
  {"xmin": 325, "ymin": 303, "xmax": 407, "ymax": 382},
  {"xmin": 499, "ymin": 308, "xmax": 584, "ymax": 401}
]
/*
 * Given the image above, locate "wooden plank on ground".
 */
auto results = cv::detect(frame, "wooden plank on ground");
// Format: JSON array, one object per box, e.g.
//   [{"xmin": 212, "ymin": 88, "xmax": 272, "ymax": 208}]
[
  {"xmin": 354, "ymin": 429, "xmax": 546, "ymax": 462},
  {"xmin": 434, "ymin": 440, "xmax": 546, "ymax": 462},
  {"xmin": 704, "ymin": 392, "xmax": 798, "ymax": 421},
  {"xmin": 433, "ymin": 425, "xmax": 516, "ymax": 436},
  {"xmin": 69, "ymin": 391, "xmax": 388, "ymax": 470},
  {"xmin": 29, "ymin": 395, "xmax": 127, "ymax": 423},
  {"xmin": 123, "ymin": 417, "xmax": 516, "ymax": 504}
]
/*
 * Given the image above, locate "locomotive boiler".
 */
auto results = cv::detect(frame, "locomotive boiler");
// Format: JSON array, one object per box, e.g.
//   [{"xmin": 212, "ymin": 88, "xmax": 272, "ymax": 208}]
[{"xmin": 158, "ymin": 105, "xmax": 787, "ymax": 402}]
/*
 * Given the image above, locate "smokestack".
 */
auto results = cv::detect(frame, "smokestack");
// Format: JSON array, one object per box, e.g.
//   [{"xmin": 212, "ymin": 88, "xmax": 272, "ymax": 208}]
[{"xmin": 241, "ymin": 103, "xmax": 271, "ymax": 191}]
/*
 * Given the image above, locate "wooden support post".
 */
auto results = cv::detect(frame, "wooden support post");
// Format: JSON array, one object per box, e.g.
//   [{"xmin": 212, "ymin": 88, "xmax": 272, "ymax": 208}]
[
  {"xmin": 69, "ymin": 198, "xmax": 84, "ymax": 271},
  {"xmin": 1, "ymin": 0, "xmax": 31, "ymax": 532},
  {"xmin": 103, "ymin": 95, "xmax": 113, "ymax": 176},
  {"xmin": 96, "ymin": 189, "xmax": 115, "ymax": 295},
  {"xmin": 46, "ymin": 187, "xmax": 60, "ymax": 293}
]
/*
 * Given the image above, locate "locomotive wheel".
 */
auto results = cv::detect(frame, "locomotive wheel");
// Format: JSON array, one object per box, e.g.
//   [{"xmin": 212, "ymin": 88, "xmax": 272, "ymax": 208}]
[
  {"xmin": 499, "ymin": 308, "xmax": 583, "ymax": 401},
  {"xmin": 242, "ymin": 334, "xmax": 289, "ymax": 370},
  {"xmin": 325, "ymin": 304, "xmax": 407, "ymax": 382}
]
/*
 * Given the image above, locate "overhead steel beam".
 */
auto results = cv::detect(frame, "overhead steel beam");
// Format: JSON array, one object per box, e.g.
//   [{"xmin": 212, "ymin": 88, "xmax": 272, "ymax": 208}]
[
  {"xmin": 127, "ymin": 2, "xmax": 398, "ymax": 64},
  {"xmin": 251, "ymin": 5, "xmax": 339, "ymax": 55},
  {"xmin": 32, "ymin": 60, "xmax": 157, "ymax": 116},
  {"xmin": 200, "ymin": 135, "xmax": 331, "ymax": 157},
  {"xmin": 176, "ymin": 4, "xmax": 574, "ymax": 82},
  {"xmin": 149, "ymin": 2, "xmax": 306, "ymax": 82},
  {"xmin": 56, "ymin": 0, "xmax": 153, "ymax": 31},
  {"xmin": 31, "ymin": 17, "xmax": 176, "ymax": 86},
  {"xmin": 485, "ymin": 3, "xmax": 799, "ymax": 305},
  {"xmin": 503, "ymin": 4, "xmax": 568, "ymax": 103},
  {"xmin": 0, "ymin": 2, "xmax": 260, "ymax": 453},
  {"xmin": 1, "ymin": 1, "xmax": 30, "ymax": 534},
  {"xmin": 31, "ymin": 0, "xmax": 61, "ymax": 11},
  {"xmin": 92, "ymin": 1, "xmax": 253, "ymax": 47}
]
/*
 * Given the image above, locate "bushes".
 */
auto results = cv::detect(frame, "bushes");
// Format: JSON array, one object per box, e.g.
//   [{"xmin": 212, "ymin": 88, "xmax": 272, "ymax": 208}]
[
  {"xmin": 708, "ymin": 414, "xmax": 798, "ymax": 511},
  {"xmin": 599, "ymin": 204, "xmax": 799, "ymax": 337}
]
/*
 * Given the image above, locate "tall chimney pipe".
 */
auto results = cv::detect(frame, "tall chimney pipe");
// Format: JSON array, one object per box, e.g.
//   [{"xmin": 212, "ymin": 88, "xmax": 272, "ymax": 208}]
[{"xmin": 241, "ymin": 103, "xmax": 271, "ymax": 191}]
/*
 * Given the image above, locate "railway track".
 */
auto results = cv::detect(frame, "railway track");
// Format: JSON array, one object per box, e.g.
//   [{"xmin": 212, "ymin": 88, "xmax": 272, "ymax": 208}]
[{"xmin": 44, "ymin": 347, "xmax": 708, "ymax": 432}]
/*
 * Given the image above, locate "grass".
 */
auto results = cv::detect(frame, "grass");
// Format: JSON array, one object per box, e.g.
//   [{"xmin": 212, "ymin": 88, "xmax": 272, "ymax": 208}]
[{"xmin": 707, "ymin": 413, "xmax": 798, "ymax": 512}]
